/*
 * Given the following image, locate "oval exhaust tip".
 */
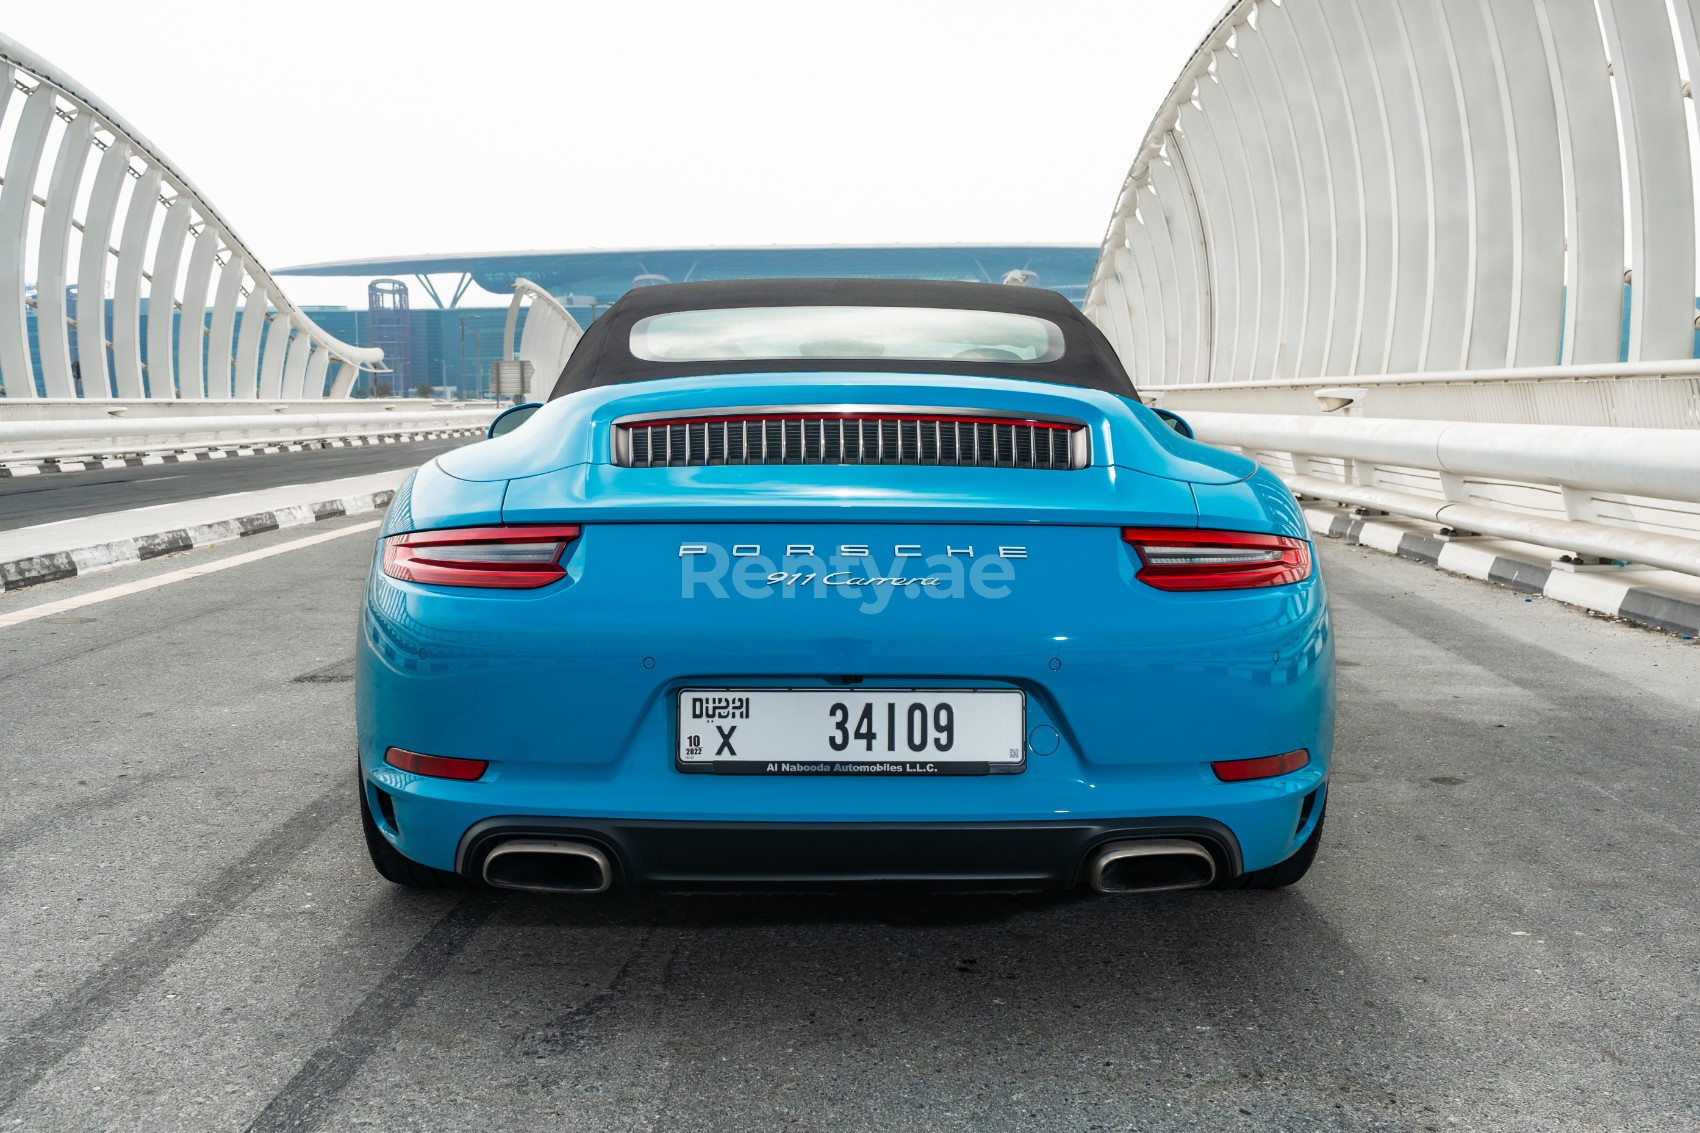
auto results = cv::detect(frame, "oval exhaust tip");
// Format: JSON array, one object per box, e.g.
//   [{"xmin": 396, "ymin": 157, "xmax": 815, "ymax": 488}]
[
  {"xmin": 482, "ymin": 839, "xmax": 612, "ymax": 894},
  {"xmin": 1088, "ymin": 839, "xmax": 1217, "ymax": 894}
]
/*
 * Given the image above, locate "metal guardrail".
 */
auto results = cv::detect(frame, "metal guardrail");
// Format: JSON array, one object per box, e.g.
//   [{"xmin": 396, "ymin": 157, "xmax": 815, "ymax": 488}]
[
  {"xmin": 1147, "ymin": 360, "xmax": 1700, "ymax": 430},
  {"xmin": 0, "ymin": 404, "xmax": 499, "ymax": 463},
  {"xmin": 1187, "ymin": 408, "xmax": 1700, "ymax": 577}
]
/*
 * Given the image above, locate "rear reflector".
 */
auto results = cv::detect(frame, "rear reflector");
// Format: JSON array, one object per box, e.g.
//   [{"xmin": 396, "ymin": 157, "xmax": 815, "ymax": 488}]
[
  {"xmin": 1212, "ymin": 749, "xmax": 1310, "ymax": 782},
  {"xmin": 1121, "ymin": 527, "xmax": 1312, "ymax": 590},
  {"xmin": 381, "ymin": 525, "xmax": 579, "ymax": 589},
  {"xmin": 384, "ymin": 746, "xmax": 489, "ymax": 781}
]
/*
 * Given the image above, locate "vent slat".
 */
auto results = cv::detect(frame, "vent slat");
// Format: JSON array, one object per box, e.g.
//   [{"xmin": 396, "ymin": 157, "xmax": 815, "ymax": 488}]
[{"xmin": 617, "ymin": 413, "xmax": 1083, "ymax": 471}]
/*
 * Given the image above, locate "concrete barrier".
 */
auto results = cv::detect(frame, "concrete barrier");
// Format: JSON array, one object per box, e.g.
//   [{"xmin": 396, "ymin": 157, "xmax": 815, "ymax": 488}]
[{"xmin": 0, "ymin": 403, "xmax": 501, "ymax": 463}]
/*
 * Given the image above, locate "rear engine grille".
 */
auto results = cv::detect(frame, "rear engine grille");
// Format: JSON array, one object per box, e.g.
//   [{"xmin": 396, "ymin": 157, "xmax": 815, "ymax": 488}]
[{"xmin": 617, "ymin": 413, "xmax": 1087, "ymax": 470}]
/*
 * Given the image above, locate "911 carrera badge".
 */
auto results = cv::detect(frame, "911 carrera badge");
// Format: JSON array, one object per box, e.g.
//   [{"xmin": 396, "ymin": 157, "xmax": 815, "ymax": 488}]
[{"xmin": 765, "ymin": 571, "xmax": 940, "ymax": 588}]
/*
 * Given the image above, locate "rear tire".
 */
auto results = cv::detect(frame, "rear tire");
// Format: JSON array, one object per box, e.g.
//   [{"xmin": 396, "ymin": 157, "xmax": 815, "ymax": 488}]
[
  {"xmin": 1234, "ymin": 808, "xmax": 1324, "ymax": 890},
  {"xmin": 360, "ymin": 776, "xmax": 459, "ymax": 889}
]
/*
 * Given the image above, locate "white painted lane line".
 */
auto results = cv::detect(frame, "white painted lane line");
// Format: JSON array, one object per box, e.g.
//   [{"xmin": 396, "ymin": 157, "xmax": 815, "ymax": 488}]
[{"xmin": 0, "ymin": 521, "xmax": 380, "ymax": 630}]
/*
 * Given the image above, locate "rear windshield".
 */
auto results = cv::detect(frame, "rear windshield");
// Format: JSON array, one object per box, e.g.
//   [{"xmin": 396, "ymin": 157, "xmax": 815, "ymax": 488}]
[{"xmin": 629, "ymin": 305, "xmax": 1066, "ymax": 365}]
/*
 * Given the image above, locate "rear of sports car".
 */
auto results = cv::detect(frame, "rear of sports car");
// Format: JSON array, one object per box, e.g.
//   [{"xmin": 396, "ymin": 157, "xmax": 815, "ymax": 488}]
[{"xmin": 355, "ymin": 371, "xmax": 1334, "ymax": 895}]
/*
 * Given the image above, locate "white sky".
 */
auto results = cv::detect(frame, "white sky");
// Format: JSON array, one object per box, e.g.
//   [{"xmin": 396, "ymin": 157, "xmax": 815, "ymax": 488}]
[{"xmin": 8, "ymin": 0, "xmax": 1219, "ymax": 306}]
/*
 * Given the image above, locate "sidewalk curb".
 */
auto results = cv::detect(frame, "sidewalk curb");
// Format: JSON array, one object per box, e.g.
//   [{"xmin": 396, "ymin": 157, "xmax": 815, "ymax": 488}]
[
  {"xmin": 0, "ymin": 429, "xmax": 482, "ymax": 477},
  {"xmin": 1305, "ymin": 505, "xmax": 1700, "ymax": 638},
  {"xmin": 0, "ymin": 489, "xmax": 394, "ymax": 592}
]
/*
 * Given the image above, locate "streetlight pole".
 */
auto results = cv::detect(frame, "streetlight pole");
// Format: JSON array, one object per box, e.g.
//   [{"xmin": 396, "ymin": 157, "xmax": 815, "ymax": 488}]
[{"xmin": 458, "ymin": 314, "xmax": 482, "ymax": 399}]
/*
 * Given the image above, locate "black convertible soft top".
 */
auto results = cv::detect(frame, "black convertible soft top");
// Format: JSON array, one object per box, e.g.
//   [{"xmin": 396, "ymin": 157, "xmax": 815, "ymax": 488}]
[{"xmin": 546, "ymin": 278, "xmax": 1136, "ymax": 399}]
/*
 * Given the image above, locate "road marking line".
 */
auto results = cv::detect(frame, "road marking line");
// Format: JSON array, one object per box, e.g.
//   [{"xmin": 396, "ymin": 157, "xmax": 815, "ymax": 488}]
[{"xmin": 0, "ymin": 520, "xmax": 380, "ymax": 630}]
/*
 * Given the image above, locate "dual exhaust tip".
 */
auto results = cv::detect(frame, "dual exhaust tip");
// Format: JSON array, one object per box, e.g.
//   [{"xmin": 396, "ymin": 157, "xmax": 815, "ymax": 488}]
[
  {"xmin": 482, "ymin": 839, "xmax": 612, "ymax": 894},
  {"xmin": 480, "ymin": 836, "xmax": 1217, "ymax": 895},
  {"xmin": 1085, "ymin": 838, "xmax": 1217, "ymax": 894}
]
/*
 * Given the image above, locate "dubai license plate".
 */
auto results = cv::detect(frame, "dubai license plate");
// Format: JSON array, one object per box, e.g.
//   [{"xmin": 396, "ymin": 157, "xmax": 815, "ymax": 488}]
[{"xmin": 676, "ymin": 688, "xmax": 1026, "ymax": 775}]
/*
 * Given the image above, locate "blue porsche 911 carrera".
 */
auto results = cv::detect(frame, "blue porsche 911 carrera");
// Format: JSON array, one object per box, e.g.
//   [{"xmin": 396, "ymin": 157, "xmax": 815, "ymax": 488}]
[{"xmin": 356, "ymin": 278, "xmax": 1332, "ymax": 895}]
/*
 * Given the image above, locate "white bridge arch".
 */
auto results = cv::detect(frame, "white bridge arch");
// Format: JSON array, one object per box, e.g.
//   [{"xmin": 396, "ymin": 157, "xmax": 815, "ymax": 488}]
[
  {"xmin": 1085, "ymin": 0, "xmax": 1700, "ymax": 585},
  {"xmin": 0, "ymin": 33, "xmax": 381, "ymax": 402},
  {"xmin": 1086, "ymin": 0, "xmax": 1700, "ymax": 386}
]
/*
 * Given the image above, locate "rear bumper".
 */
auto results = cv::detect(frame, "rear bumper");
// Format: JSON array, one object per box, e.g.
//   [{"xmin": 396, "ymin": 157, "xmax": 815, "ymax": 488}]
[
  {"xmin": 364, "ymin": 760, "xmax": 1328, "ymax": 886},
  {"xmin": 453, "ymin": 815, "xmax": 1246, "ymax": 892},
  {"xmin": 357, "ymin": 519, "xmax": 1335, "ymax": 879}
]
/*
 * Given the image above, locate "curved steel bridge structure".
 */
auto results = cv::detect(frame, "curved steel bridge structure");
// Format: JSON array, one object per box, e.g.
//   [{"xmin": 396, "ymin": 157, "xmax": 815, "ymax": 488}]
[
  {"xmin": 1084, "ymin": 0, "xmax": 1700, "ymax": 586},
  {"xmin": 1085, "ymin": 0, "xmax": 1700, "ymax": 384},
  {"xmin": 0, "ymin": 33, "xmax": 380, "ymax": 403}
]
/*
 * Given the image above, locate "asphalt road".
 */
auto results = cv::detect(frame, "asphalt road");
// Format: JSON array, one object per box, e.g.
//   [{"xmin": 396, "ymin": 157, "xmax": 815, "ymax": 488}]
[
  {"xmin": 0, "ymin": 438, "xmax": 472, "ymax": 533},
  {"xmin": 0, "ymin": 528, "xmax": 1695, "ymax": 1131}
]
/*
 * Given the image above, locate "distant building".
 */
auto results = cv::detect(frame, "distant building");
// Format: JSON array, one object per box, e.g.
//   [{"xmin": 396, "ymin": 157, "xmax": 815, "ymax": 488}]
[
  {"xmin": 10, "ymin": 246, "xmax": 1100, "ymax": 398},
  {"xmin": 366, "ymin": 280, "xmax": 414, "ymax": 393},
  {"xmin": 277, "ymin": 244, "xmax": 1101, "ymax": 309},
  {"xmin": 294, "ymin": 300, "xmax": 507, "ymax": 398},
  {"xmin": 274, "ymin": 244, "xmax": 1100, "ymax": 397}
]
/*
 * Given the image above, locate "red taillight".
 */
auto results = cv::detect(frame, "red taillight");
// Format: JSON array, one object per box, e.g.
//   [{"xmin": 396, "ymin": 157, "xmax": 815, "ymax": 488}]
[
  {"xmin": 381, "ymin": 525, "xmax": 580, "ymax": 589},
  {"xmin": 384, "ymin": 746, "xmax": 489, "ymax": 781},
  {"xmin": 1121, "ymin": 527, "xmax": 1312, "ymax": 591},
  {"xmin": 1212, "ymin": 749, "xmax": 1310, "ymax": 782}
]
